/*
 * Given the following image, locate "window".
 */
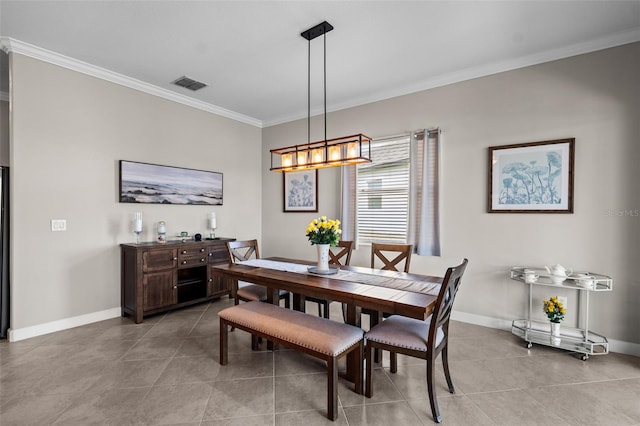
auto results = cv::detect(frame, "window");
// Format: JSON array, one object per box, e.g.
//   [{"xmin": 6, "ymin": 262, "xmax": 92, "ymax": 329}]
[{"xmin": 356, "ymin": 135, "xmax": 411, "ymax": 244}]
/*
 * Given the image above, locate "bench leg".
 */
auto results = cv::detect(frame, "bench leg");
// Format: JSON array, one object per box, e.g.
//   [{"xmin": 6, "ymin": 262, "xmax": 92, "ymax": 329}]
[
  {"xmin": 220, "ymin": 319, "xmax": 229, "ymax": 365},
  {"xmin": 328, "ymin": 356, "xmax": 338, "ymax": 421}
]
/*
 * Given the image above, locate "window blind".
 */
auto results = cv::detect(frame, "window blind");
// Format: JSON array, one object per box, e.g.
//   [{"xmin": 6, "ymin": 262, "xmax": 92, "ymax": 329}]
[{"xmin": 356, "ymin": 136, "xmax": 410, "ymax": 243}]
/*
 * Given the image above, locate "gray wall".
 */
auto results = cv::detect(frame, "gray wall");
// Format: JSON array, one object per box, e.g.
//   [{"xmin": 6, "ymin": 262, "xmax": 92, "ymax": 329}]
[
  {"xmin": 9, "ymin": 53, "xmax": 262, "ymax": 331},
  {"xmin": 262, "ymin": 43, "xmax": 640, "ymax": 349}
]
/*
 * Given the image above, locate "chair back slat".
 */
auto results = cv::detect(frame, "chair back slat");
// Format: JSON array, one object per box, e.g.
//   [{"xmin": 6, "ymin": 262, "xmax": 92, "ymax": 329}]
[
  {"xmin": 371, "ymin": 243, "xmax": 413, "ymax": 272},
  {"xmin": 428, "ymin": 259, "xmax": 468, "ymax": 349},
  {"xmin": 227, "ymin": 239, "xmax": 260, "ymax": 263},
  {"xmin": 329, "ymin": 240, "xmax": 354, "ymax": 266}
]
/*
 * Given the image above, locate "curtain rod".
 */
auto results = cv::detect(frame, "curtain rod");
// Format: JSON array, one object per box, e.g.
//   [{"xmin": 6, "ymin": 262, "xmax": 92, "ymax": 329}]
[{"xmin": 373, "ymin": 128, "xmax": 442, "ymax": 142}]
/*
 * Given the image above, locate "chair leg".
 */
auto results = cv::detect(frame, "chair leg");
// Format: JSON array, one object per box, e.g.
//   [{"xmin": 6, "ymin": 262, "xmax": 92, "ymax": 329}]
[
  {"xmin": 390, "ymin": 351, "xmax": 397, "ymax": 373},
  {"xmin": 251, "ymin": 334, "xmax": 260, "ymax": 351},
  {"xmin": 365, "ymin": 341, "xmax": 374, "ymax": 397},
  {"xmin": 442, "ymin": 344, "xmax": 455, "ymax": 393},
  {"xmin": 219, "ymin": 319, "xmax": 228, "ymax": 365},
  {"xmin": 323, "ymin": 301, "xmax": 330, "ymax": 319},
  {"xmin": 284, "ymin": 294, "xmax": 290, "ymax": 309},
  {"xmin": 426, "ymin": 358, "xmax": 441, "ymax": 423},
  {"xmin": 328, "ymin": 356, "xmax": 338, "ymax": 421},
  {"xmin": 317, "ymin": 302, "xmax": 322, "ymax": 317},
  {"xmin": 369, "ymin": 311, "xmax": 381, "ymax": 363},
  {"xmin": 355, "ymin": 341, "xmax": 363, "ymax": 395}
]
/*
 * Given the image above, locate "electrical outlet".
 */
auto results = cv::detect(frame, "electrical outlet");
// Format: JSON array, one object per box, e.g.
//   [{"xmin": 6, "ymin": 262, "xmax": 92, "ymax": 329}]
[
  {"xmin": 51, "ymin": 219, "xmax": 67, "ymax": 231},
  {"xmin": 558, "ymin": 296, "xmax": 568, "ymax": 310}
]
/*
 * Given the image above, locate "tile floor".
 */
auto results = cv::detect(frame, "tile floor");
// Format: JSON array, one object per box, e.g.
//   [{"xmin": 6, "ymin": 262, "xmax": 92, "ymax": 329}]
[{"xmin": 1, "ymin": 297, "xmax": 639, "ymax": 425}]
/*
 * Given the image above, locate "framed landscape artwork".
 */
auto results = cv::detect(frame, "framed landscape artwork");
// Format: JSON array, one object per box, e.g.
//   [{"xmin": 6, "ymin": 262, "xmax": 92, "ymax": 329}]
[
  {"xmin": 488, "ymin": 138, "xmax": 575, "ymax": 213},
  {"xmin": 283, "ymin": 170, "xmax": 318, "ymax": 212},
  {"xmin": 119, "ymin": 160, "xmax": 223, "ymax": 205}
]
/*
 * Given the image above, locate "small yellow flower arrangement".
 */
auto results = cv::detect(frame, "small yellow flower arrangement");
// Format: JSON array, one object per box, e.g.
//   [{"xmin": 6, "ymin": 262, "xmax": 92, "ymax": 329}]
[
  {"xmin": 543, "ymin": 296, "xmax": 566, "ymax": 323},
  {"xmin": 305, "ymin": 215, "xmax": 341, "ymax": 246}
]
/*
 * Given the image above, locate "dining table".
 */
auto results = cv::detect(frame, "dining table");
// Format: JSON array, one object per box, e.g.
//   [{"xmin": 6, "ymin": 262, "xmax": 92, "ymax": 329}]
[{"xmin": 210, "ymin": 257, "xmax": 443, "ymax": 384}]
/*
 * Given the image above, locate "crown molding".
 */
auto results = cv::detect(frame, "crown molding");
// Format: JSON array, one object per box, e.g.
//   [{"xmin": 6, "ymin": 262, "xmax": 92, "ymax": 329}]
[
  {"xmin": 262, "ymin": 27, "xmax": 640, "ymax": 128},
  {"xmin": 0, "ymin": 37, "xmax": 263, "ymax": 128}
]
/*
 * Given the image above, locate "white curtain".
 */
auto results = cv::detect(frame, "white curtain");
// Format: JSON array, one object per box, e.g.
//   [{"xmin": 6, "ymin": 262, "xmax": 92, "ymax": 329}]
[
  {"xmin": 408, "ymin": 129, "xmax": 441, "ymax": 256},
  {"xmin": 340, "ymin": 165, "xmax": 357, "ymax": 246}
]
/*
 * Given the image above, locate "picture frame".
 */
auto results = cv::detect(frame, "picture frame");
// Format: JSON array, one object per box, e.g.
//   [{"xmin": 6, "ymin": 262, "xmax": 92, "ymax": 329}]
[
  {"xmin": 488, "ymin": 138, "xmax": 574, "ymax": 213},
  {"xmin": 119, "ymin": 160, "xmax": 223, "ymax": 205},
  {"xmin": 283, "ymin": 170, "xmax": 318, "ymax": 212}
]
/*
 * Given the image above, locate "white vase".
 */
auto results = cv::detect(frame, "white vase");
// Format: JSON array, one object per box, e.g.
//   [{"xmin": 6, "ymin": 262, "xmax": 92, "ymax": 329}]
[
  {"xmin": 550, "ymin": 321, "xmax": 561, "ymax": 346},
  {"xmin": 316, "ymin": 244, "xmax": 330, "ymax": 272}
]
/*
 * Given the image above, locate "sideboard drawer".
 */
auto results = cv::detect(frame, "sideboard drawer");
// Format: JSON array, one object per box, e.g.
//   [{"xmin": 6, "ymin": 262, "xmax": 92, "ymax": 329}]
[
  {"xmin": 178, "ymin": 246, "xmax": 208, "ymax": 257},
  {"xmin": 178, "ymin": 255, "xmax": 208, "ymax": 268}
]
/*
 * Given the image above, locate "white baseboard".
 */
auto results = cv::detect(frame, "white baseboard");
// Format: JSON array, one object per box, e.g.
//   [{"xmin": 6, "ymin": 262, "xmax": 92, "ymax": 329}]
[
  {"xmin": 8, "ymin": 307, "xmax": 121, "ymax": 342},
  {"xmin": 451, "ymin": 310, "xmax": 640, "ymax": 358},
  {"xmin": 7, "ymin": 307, "xmax": 640, "ymax": 357}
]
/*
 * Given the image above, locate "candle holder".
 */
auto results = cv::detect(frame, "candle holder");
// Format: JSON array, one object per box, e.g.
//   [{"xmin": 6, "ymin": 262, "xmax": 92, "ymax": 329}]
[{"xmin": 132, "ymin": 212, "xmax": 143, "ymax": 244}]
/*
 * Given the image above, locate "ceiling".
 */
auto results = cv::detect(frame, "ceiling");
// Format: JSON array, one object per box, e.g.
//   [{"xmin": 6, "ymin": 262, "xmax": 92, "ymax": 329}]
[{"xmin": 1, "ymin": 1, "xmax": 639, "ymax": 127}]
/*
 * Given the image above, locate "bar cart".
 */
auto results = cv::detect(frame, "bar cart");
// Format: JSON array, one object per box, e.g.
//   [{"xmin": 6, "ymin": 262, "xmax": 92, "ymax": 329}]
[{"xmin": 510, "ymin": 267, "xmax": 613, "ymax": 360}]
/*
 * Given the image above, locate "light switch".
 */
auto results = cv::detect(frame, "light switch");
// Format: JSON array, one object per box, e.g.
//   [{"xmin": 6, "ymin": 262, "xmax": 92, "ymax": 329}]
[{"xmin": 51, "ymin": 219, "xmax": 67, "ymax": 231}]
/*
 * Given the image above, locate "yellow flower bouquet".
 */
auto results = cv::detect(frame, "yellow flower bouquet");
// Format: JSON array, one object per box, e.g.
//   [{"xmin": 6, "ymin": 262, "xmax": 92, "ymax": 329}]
[
  {"xmin": 543, "ymin": 296, "xmax": 566, "ymax": 323},
  {"xmin": 305, "ymin": 215, "xmax": 341, "ymax": 246}
]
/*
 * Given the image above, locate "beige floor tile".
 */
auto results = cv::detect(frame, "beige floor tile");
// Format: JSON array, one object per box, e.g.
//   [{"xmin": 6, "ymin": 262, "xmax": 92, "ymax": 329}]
[
  {"xmin": 275, "ymin": 408, "xmax": 348, "ymax": 425},
  {"xmin": 408, "ymin": 394, "xmax": 496, "ymax": 425},
  {"xmin": 0, "ymin": 393, "xmax": 77, "ymax": 425},
  {"xmin": 202, "ymin": 377, "xmax": 274, "ymax": 419},
  {"xmin": 202, "ymin": 414, "xmax": 275, "ymax": 425},
  {"xmin": 342, "ymin": 401, "xmax": 423, "ymax": 425},
  {"xmin": 526, "ymin": 383, "xmax": 637, "ymax": 426},
  {"xmin": 274, "ymin": 373, "xmax": 330, "ymax": 414},
  {"xmin": 467, "ymin": 389, "xmax": 569, "ymax": 426},
  {"xmin": 130, "ymin": 382, "xmax": 213, "ymax": 425},
  {"xmin": 2, "ymin": 302, "xmax": 638, "ymax": 425}
]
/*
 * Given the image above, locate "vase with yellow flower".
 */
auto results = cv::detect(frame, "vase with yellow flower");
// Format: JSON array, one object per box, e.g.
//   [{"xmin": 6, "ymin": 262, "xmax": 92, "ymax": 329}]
[
  {"xmin": 543, "ymin": 296, "xmax": 566, "ymax": 346},
  {"xmin": 305, "ymin": 215, "xmax": 341, "ymax": 272}
]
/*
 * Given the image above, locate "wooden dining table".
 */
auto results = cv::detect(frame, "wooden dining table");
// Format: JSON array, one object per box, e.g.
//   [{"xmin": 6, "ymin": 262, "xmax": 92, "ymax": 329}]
[{"xmin": 210, "ymin": 257, "xmax": 442, "ymax": 384}]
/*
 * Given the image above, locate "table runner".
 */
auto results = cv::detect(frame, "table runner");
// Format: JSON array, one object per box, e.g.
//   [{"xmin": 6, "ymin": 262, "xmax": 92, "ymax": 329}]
[{"xmin": 237, "ymin": 259, "xmax": 441, "ymax": 296}]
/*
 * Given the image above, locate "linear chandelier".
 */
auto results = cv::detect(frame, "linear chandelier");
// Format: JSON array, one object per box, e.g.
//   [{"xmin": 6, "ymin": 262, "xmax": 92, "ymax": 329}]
[{"xmin": 270, "ymin": 21, "xmax": 372, "ymax": 172}]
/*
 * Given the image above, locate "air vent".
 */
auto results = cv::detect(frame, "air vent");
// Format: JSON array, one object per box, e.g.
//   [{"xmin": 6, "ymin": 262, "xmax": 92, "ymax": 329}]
[{"xmin": 172, "ymin": 76, "xmax": 207, "ymax": 91}]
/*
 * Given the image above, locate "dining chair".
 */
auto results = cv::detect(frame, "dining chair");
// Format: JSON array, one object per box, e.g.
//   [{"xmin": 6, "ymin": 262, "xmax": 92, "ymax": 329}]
[
  {"xmin": 226, "ymin": 240, "xmax": 290, "ymax": 308},
  {"xmin": 363, "ymin": 243, "xmax": 413, "ymax": 327},
  {"xmin": 370, "ymin": 242, "xmax": 413, "ymax": 272},
  {"xmin": 306, "ymin": 240, "xmax": 354, "ymax": 318},
  {"xmin": 364, "ymin": 258, "xmax": 469, "ymax": 424}
]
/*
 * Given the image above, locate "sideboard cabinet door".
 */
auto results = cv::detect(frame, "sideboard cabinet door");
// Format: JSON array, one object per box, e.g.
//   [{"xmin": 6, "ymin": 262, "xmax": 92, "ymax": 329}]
[{"xmin": 143, "ymin": 270, "xmax": 177, "ymax": 311}]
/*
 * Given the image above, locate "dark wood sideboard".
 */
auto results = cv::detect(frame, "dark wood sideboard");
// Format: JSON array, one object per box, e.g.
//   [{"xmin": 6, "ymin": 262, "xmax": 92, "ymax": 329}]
[{"xmin": 121, "ymin": 237, "xmax": 235, "ymax": 323}]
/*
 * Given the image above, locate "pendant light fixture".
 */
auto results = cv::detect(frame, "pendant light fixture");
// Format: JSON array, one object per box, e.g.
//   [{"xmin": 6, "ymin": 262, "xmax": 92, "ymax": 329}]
[{"xmin": 270, "ymin": 21, "xmax": 372, "ymax": 172}]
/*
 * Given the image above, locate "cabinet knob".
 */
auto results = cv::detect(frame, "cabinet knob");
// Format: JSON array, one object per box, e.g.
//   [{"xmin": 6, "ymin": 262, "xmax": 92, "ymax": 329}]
[
  {"xmin": 208, "ymin": 253, "xmax": 213, "ymax": 256},
  {"xmin": 173, "ymin": 285, "xmax": 177, "ymax": 289},
  {"xmin": 200, "ymin": 258, "xmax": 206, "ymax": 262},
  {"xmin": 209, "ymin": 278, "xmax": 212, "ymax": 282},
  {"xmin": 182, "ymin": 260, "xmax": 187, "ymax": 265},
  {"xmin": 182, "ymin": 250, "xmax": 187, "ymax": 254},
  {"xmin": 200, "ymin": 248, "xmax": 205, "ymax": 252}
]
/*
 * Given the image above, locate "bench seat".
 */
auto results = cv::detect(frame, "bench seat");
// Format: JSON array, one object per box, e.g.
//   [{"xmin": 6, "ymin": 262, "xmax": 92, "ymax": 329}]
[{"xmin": 219, "ymin": 301, "xmax": 364, "ymax": 420}]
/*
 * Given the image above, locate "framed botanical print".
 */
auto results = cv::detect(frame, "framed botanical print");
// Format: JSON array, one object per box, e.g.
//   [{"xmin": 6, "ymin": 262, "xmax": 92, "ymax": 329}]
[
  {"xmin": 488, "ymin": 138, "xmax": 575, "ymax": 213},
  {"xmin": 283, "ymin": 170, "xmax": 318, "ymax": 212}
]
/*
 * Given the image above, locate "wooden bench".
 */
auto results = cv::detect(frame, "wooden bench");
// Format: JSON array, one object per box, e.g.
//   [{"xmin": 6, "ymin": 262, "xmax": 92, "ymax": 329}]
[{"xmin": 218, "ymin": 301, "xmax": 364, "ymax": 420}]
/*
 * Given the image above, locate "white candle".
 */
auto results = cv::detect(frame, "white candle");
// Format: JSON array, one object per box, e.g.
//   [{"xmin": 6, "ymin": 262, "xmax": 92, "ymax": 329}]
[
  {"xmin": 208, "ymin": 212, "xmax": 217, "ymax": 229},
  {"xmin": 133, "ymin": 212, "xmax": 142, "ymax": 232}
]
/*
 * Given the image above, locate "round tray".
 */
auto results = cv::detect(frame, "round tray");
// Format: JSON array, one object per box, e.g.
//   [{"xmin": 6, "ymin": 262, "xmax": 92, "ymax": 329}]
[{"xmin": 307, "ymin": 266, "xmax": 339, "ymax": 275}]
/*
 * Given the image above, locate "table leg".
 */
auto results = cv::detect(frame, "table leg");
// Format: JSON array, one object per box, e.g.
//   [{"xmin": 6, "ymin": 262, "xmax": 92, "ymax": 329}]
[
  {"xmin": 292, "ymin": 293, "xmax": 306, "ymax": 312},
  {"xmin": 344, "ymin": 303, "xmax": 362, "ymax": 390}
]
